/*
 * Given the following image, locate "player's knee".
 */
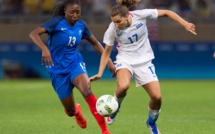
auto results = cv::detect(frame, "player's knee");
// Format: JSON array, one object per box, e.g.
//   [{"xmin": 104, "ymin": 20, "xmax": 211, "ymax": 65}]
[
  {"xmin": 118, "ymin": 83, "xmax": 130, "ymax": 91},
  {"xmin": 82, "ymin": 90, "xmax": 93, "ymax": 99},
  {"xmin": 152, "ymin": 95, "xmax": 162, "ymax": 105},
  {"xmin": 78, "ymin": 86, "xmax": 92, "ymax": 98}
]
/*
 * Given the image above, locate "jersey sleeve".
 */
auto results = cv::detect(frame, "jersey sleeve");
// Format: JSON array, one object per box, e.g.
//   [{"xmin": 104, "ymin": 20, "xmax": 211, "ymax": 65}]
[
  {"xmin": 131, "ymin": 9, "xmax": 158, "ymax": 20},
  {"xmin": 41, "ymin": 16, "xmax": 63, "ymax": 33},
  {"xmin": 80, "ymin": 20, "xmax": 92, "ymax": 39},
  {"xmin": 103, "ymin": 23, "xmax": 115, "ymax": 46}
]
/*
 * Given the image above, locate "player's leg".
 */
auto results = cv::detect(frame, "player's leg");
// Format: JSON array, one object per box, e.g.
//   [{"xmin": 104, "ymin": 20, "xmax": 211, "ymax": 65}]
[
  {"xmin": 143, "ymin": 81, "xmax": 162, "ymax": 134},
  {"xmin": 133, "ymin": 61, "xmax": 161, "ymax": 134},
  {"xmin": 106, "ymin": 67, "xmax": 132, "ymax": 125},
  {"xmin": 61, "ymin": 93, "xmax": 87, "ymax": 129},
  {"xmin": 49, "ymin": 73, "xmax": 87, "ymax": 128},
  {"xmin": 73, "ymin": 73, "xmax": 110, "ymax": 134},
  {"xmin": 115, "ymin": 68, "xmax": 132, "ymax": 98}
]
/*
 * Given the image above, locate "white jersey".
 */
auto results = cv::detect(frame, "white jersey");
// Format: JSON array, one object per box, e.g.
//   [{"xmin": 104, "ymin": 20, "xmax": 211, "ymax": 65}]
[{"xmin": 103, "ymin": 9, "xmax": 158, "ymax": 65}]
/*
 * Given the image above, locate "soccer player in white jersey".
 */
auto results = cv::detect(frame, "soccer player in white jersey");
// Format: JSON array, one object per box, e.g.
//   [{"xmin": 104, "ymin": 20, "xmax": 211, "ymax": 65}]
[{"xmin": 89, "ymin": 1, "xmax": 197, "ymax": 134}]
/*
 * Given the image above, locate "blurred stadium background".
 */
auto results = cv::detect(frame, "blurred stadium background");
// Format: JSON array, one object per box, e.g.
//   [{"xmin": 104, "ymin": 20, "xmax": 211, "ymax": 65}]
[{"xmin": 0, "ymin": 0, "xmax": 215, "ymax": 79}]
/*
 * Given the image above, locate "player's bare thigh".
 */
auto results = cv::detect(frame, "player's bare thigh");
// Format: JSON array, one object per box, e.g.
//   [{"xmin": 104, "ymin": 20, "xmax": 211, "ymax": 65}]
[
  {"xmin": 73, "ymin": 73, "xmax": 92, "ymax": 98},
  {"xmin": 143, "ymin": 81, "xmax": 161, "ymax": 100},
  {"xmin": 115, "ymin": 68, "xmax": 132, "ymax": 98}
]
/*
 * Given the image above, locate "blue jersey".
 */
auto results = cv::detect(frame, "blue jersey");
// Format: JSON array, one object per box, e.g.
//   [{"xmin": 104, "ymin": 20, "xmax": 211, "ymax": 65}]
[{"xmin": 41, "ymin": 16, "xmax": 92, "ymax": 74}]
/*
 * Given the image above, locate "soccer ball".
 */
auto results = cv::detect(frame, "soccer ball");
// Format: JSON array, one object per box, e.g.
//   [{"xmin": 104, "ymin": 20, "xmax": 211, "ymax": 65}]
[{"xmin": 96, "ymin": 95, "xmax": 119, "ymax": 117}]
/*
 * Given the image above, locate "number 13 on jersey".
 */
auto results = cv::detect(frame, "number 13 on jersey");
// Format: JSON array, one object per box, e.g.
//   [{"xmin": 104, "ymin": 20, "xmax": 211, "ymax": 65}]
[{"xmin": 68, "ymin": 36, "xmax": 76, "ymax": 47}]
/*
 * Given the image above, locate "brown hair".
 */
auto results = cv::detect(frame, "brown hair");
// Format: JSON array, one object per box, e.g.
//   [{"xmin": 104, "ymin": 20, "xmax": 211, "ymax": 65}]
[
  {"xmin": 111, "ymin": 5, "xmax": 129, "ymax": 17},
  {"xmin": 116, "ymin": 0, "xmax": 140, "ymax": 9}
]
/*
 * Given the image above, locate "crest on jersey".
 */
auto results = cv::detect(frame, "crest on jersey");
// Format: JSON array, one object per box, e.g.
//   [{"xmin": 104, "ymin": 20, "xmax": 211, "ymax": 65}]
[
  {"xmin": 136, "ymin": 23, "xmax": 143, "ymax": 29},
  {"xmin": 79, "ymin": 30, "xmax": 82, "ymax": 35}
]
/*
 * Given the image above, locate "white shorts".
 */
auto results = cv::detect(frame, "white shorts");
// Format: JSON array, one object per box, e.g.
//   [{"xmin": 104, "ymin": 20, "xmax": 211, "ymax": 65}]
[{"xmin": 115, "ymin": 61, "xmax": 158, "ymax": 87}]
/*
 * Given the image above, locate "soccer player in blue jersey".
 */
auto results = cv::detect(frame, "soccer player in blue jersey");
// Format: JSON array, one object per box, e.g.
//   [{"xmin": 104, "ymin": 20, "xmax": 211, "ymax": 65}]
[
  {"xmin": 90, "ymin": 0, "xmax": 197, "ymax": 134},
  {"xmin": 29, "ymin": 0, "xmax": 115, "ymax": 134}
]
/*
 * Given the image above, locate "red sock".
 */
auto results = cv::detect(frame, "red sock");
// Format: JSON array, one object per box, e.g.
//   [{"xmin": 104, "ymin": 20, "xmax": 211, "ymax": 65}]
[{"xmin": 85, "ymin": 94, "xmax": 108, "ymax": 133}]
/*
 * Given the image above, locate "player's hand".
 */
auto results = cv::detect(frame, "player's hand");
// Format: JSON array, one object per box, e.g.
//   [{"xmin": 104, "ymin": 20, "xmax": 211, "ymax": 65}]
[
  {"xmin": 107, "ymin": 60, "xmax": 116, "ymax": 77},
  {"xmin": 89, "ymin": 74, "xmax": 101, "ymax": 82},
  {"xmin": 110, "ymin": 68, "xmax": 116, "ymax": 77},
  {"xmin": 41, "ymin": 47, "xmax": 54, "ymax": 68},
  {"xmin": 185, "ymin": 23, "xmax": 197, "ymax": 35},
  {"xmin": 213, "ymin": 52, "xmax": 215, "ymax": 58}
]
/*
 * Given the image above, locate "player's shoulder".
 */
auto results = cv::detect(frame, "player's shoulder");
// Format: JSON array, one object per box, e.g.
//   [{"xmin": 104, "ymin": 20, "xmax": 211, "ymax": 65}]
[
  {"xmin": 130, "ymin": 9, "xmax": 158, "ymax": 19},
  {"xmin": 41, "ymin": 16, "xmax": 65, "ymax": 31},
  {"xmin": 108, "ymin": 22, "xmax": 116, "ymax": 30},
  {"xmin": 130, "ymin": 9, "xmax": 157, "ymax": 15}
]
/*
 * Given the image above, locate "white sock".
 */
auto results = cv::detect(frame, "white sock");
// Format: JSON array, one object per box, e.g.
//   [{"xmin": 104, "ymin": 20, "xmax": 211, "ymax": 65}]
[
  {"xmin": 114, "ymin": 94, "xmax": 124, "ymax": 106},
  {"xmin": 148, "ymin": 107, "xmax": 161, "ymax": 123}
]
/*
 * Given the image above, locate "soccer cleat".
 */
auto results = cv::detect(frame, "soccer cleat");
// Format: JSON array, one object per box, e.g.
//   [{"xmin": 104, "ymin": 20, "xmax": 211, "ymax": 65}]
[
  {"xmin": 105, "ymin": 104, "xmax": 121, "ymax": 125},
  {"xmin": 105, "ymin": 111, "xmax": 118, "ymax": 125},
  {"xmin": 74, "ymin": 103, "xmax": 87, "ymax": 128},
  {"xmin": 146, "ymin": 120, "xmax": 160, "ymax": 134},
  {"xmin": 102, "ymin": 130, "xmax": 111, "ymax": 134}
]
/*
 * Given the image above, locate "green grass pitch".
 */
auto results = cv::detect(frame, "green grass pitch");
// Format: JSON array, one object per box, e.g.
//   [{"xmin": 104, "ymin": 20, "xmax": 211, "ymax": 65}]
[{"xmin": 0, "ymin": 79, "xmax": 215, "ymax": 134}]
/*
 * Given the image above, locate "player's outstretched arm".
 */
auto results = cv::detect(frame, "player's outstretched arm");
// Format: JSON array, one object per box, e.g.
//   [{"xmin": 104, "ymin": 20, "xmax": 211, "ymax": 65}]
[
  {"xmin": 86, "ymin": 35, "xmax": 115, "ymax": 76},
  {"xmin": 89, "ymin": 45, "xmax": 113, "ymax": 82},
  {"xmin": 157, "ymin": 10, "xmax": 197, "ymax": 35},
  {"xmin": 213, "ymin": 52, "xmax": 215, "ymax": 58}
]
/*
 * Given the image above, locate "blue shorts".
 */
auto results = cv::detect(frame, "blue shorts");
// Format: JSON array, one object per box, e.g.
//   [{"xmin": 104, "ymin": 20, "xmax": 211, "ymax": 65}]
[{"xmin": 49, "ymin": 62, "xmax": 88, "ymax": 100}]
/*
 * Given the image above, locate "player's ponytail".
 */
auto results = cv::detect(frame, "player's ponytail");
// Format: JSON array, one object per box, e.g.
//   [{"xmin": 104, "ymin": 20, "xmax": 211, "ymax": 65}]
[
  {"xmin": 116, "ymin": 0, "xmax": 140, "ymax": 9},
  {"xmin": 53, "ymin": 1, "xmax": 65, "ymax": 16}
]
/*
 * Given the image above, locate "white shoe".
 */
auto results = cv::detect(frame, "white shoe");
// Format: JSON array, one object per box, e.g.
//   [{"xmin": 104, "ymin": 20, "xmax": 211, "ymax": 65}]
[
  {"xmin": 105, "ymin": 116, "xmax": 115, "ymax": 125},
  {"xmin": 105, "ymin": 104, "xmax": 121, "ymax": 125}
]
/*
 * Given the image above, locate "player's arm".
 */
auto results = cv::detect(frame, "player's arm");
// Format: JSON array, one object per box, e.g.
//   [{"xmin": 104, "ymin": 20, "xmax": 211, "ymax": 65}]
[
  {"xmin": 29, "ymin": 27, "xmax": 53, "ymax": 67},
  {"xmin": 29, "ymin": 27, "xmax": 47, "ymax": 50},
  {"xmin": 86, "ymin": 35, "xmax": 105, "ymax": 54},
  {"xmin": 89, "ymin": 45, "xmax": 113, "ymax": 82},
  {"xmin": 86, "ymin": 35, "xmax": 116, "ymax": 76},
  {"xmin": 157, "ymin": 9, "xmax": 197, "ymax": 35}
]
